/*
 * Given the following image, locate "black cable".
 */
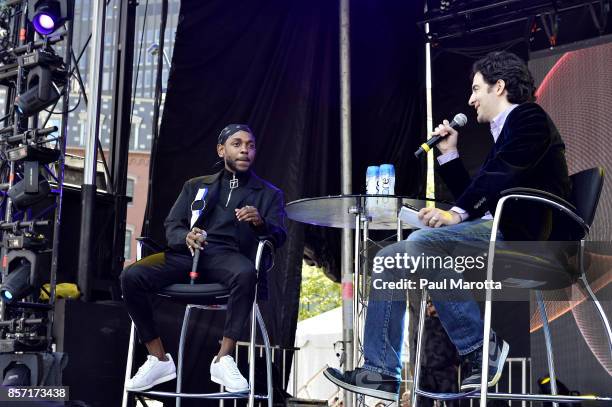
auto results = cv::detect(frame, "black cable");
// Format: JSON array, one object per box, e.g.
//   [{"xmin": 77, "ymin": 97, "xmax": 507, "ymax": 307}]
[
  {"xmin": 142, "ymin": 0, "xmax": 167, "ymax": 237},
  {"xmin": 130, "ymin": 0, "xmax": 149, "ymax": 124},
  {"xmin": 41, "ymin": 72, "xmax": 83, "ymax": 115},
  {"xmin": 70, "ymin": 48, "xmax": 88, "ymax": 106},
  {"xmin": 39, "ymin": 33, "xmax": 92, "ymax": 124}
]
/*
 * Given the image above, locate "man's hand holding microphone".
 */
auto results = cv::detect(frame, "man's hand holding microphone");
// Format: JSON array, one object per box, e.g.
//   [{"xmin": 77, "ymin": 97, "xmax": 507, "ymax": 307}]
[
  {"xmin": 186, "ymin": 227, "xmax": 207, "ymax": 256},
  {"xmin": 186, "ymin": 227, "xmax": 207, "ymax": 284},
  {"xmin": 413, "ymin": 113, "xmax": 468, "ymax": 228},
  {"xmin": 432, "ymin": 118, "xmax": 460, "ymax": 155},
  {"xmin": 413, "ymin": 113, "xmax": 467, "ymax": 157}
]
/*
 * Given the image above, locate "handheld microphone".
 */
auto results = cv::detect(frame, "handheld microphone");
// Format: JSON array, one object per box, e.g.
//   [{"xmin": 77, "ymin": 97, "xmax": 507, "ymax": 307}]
[
  {"xmin": 189, "ymin": 230, "xmax": 207, "ymax": 284},
  {"xmin": 414, "ymin": 113, "xmax": 468, "ymax": 157}
]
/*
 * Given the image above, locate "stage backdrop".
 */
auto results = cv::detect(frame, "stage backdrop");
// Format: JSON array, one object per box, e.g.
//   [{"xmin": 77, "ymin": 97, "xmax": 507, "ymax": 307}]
[
  {"xmin": 528, "ymin": 38, "xmax": 612, "ymax": 394},
  {"xmin": 143, "ymin": 0, "xmax": 426, "ymax": 403}
]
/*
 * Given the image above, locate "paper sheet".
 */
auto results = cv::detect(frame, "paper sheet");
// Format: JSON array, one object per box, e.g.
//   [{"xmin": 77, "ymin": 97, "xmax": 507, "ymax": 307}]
[{"xmin": 398, "ymin": 205, "xmax": 431, "ymax": 229}]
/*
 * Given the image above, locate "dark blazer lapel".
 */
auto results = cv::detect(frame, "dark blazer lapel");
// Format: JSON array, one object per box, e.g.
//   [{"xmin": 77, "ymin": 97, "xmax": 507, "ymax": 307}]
[{"xmin": 194, "ymin": 171, "xmax": 222, "ymax": 225}]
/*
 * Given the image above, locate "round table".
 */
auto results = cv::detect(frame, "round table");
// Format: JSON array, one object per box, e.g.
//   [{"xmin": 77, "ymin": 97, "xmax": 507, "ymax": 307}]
[{"xmin": 286, "ymin": 195, "xmax": 449, "ymax": 370}]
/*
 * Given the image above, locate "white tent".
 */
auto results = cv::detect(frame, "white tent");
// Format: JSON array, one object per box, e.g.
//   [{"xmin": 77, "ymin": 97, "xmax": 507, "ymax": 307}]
[
  {"xmin": 287, "ymin": 305, "xmax": 413, "ymax": 404},
  {"xmin": 288, "ymin": 307, "xmax": 343, "ymax": 401}
]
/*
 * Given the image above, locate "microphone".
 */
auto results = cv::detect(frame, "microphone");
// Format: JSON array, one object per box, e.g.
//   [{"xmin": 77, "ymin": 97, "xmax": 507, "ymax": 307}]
[
  {"xmin": 189, "ymin": 230, "xmax": 207, "ymax": 284},
  {"xmin": 414, "ymin": 113, "xmax": 468, "ymax": 157}
]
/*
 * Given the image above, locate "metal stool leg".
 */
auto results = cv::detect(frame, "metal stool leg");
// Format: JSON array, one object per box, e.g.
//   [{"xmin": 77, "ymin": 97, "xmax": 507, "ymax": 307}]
[
  {"xmin": 410, "ymin": 288, "xmax": 428, "ymax": 407},
  {"xmin": 536, "ymin": 290, "xmax": 559, "ymax": 407},
  {"xmin": 122, "ymin": 322, "xmax": 137, "ymax": 407},
  {"xmin": 577, "ymin": 240, "xmax": 612, "ymax": 357},
  {"xmin": 248, "ymin": 302, "xmax": 258, "ymax": 407},
  {"xmin": 478, "ymin": 239, "xmax": 500, "ymax": 407},
  {"xmin": 578, "ymin": 274, "xmax": 612, "ymax": 356},
  {"xmin": 479, "ymin": 284, "xmax": 494, "ymax": 407},
  {"xmin": 256, "ymin": 304, "xmax": 274, "ymax": 407},
  {"xmin": 176, "ymin": 305, "xmax": 193, "ymax": 407}
]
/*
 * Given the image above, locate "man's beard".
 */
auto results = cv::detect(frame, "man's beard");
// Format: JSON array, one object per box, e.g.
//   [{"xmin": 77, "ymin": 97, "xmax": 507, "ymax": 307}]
[{"xmin": 226, "ymin": 157, "xmax": 249, "ymax": 174}]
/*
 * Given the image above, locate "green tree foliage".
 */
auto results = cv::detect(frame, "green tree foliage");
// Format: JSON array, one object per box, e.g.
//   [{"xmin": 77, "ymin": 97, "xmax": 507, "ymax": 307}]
[{"xmin": 298, "ymin": 262, "xmax": 342, "ymax": 321}]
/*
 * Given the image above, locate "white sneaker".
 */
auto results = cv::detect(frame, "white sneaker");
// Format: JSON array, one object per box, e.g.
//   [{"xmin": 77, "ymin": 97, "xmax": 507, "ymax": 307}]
[
  {"xmin": 210, "ymin": 355, "xmax": 249, "ymax": 392},
  {"xmin": 126, "ymin": 353, "xmax": 176, "ymax": 392}
]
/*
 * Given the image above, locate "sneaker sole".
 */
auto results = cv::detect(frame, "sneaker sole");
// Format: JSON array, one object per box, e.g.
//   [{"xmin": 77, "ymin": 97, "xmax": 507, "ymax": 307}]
[
  {"xmin": 323, "ymin": 369, "xmax": 398, "ymax": 402},
  {"xmin": 126, "ymin": 372, "xmax": 177, "ymax": 392},
  {"xmin": 460, "ymin": 340, "xmax": 510, "ymax": 391},
  {"xmin": 210, "ymin": 374, "xmax": 249, "ymax": 393}
]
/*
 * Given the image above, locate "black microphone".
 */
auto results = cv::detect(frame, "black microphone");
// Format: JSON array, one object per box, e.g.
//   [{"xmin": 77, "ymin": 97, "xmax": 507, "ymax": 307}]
[
  {"xmin": 189, "ymin": 230, "xmax": 207, "ymax": 284},
  {"xmin": 414, "ymin": 113, "xmax": 468, "ymax": 157},
  {"xmin": 189, "ymin": 251, "xmax": 200, "ymax": 285}
]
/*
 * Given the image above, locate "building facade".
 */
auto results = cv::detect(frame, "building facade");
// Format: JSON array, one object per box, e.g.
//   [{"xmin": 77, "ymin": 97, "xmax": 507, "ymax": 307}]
[{"xmin": 48, "ymin": 0, "xmax": 179, "ymax": 264}]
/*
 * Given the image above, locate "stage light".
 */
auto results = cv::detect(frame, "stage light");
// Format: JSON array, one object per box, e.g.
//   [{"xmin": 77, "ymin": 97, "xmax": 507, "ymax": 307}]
[
  {"xmin": 36, "ymin": 14, "xmax": 55, "ymax": 32},
  {"xmin": 14, "ymin": 66, "xmax": 62, "ymax": 117},
  {"xmin": 2, "ymin": 362, "xmax": 31, "ymax": 386},
  {"xmin": 31, "ymin": 0, "xmax": 74, "ymax": 36},
  {"xmin": 0, "ymin": 259, "xmax": 33, "ymax": 304},
  {"xmin": 8, "ymin": 177, "xmax": 51, "ymax": 210}
]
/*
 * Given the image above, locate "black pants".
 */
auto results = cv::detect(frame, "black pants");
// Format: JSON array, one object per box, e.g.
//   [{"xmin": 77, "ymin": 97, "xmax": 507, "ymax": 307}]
[{"xmin": 120, "ymin": 250, "xmax": 256, "ymax": 343}]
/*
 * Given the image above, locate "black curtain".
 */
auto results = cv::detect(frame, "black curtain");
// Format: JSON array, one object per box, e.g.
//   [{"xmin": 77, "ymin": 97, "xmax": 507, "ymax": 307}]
[{"xmin": 142, "ymin": 0, "xmax": 425, "ymax": 403}]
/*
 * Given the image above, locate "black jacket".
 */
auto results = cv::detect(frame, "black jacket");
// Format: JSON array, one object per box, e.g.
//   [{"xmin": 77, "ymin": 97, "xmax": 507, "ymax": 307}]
[
  {"xmin": 437, "ymin": 102, "xmax": 572, "ymax": 240},
  {"xmin": 164, "ymin": 170, "xmax": 287, "ymax": 258}
]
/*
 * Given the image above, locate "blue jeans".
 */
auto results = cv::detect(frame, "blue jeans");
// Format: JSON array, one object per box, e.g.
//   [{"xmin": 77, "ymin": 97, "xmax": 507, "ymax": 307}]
[{"xmin": 362, "ymin": 219, "xmax": 500, "ymax": 378}]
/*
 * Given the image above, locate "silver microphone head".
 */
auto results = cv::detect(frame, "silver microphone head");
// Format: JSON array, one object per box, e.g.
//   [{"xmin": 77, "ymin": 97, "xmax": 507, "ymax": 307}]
[{"xmin": 452, "ymin": 113, "xmax": 468, "ymax": 128}]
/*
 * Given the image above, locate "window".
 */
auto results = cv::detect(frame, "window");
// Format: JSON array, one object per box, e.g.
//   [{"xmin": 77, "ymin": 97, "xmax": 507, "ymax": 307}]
[
  {"xmin": 124, "ymin": 228, "xmax": 133, "ymax": 261},
  {"xmin": 131, "ymin": 116, "xmax": 142, "ymax": 150},
  {"xmin": 126, "ymin": 177, "xmax": 135, "ymax": 206}
]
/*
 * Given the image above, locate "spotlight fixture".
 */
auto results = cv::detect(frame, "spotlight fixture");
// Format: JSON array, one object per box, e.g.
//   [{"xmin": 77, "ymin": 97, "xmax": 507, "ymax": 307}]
[
  {"xmin": 14, "ymin": 66, "xmax": 62, "ymax": 117},
  {"xmin": 0, "ymin": 259, "xmax": 32, "ymax": 304},
  {"xmin": 2, "ymin": 362, "xmax": 31, "ymax": 386},
  {"xmin": 7, "ymin": 177, "xmax": 51, "ymax": 210},
  {"xmin": 14, "ymin": 50, "xmax": 67, "ymax": 117},
  {"xmin": 31, "ymin": 0, "xmax": 74, "ymax": 36},
  {"xmin": 0, "ymin": 251, "xmax": 48, "ymax": 304}
]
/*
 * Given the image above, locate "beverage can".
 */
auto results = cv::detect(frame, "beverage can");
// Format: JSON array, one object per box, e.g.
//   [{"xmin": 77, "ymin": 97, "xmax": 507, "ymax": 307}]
[{"xmin": 379, "ymin": 164, "xmax": 395, "ymax": 196}]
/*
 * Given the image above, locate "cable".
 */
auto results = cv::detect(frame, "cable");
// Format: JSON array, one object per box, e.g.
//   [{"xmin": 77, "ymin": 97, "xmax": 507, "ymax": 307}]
[
  {"xmin": 142, "ymin": 0, "xmax": 167, "ymax": 237},
  {"xmin": 41, "ymin": 71, "xmax": 83, "ymax": 115},
  {"xmin": 39, "ymin": 33, "xmax": 93, "ymax": 124},
  {"xmin": 130, "ymin": 0, "xmax": 149, "ymax": 124}
]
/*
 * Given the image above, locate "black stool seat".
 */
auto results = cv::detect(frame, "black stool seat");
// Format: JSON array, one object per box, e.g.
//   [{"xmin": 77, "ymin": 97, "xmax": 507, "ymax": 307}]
[
  {"xmin": 156, "ymin": 283, "xmax": 230, "ymax": 305},
  {"xmin": 494, "ymin": 247, "xmax": 578, "ymax": 290}
]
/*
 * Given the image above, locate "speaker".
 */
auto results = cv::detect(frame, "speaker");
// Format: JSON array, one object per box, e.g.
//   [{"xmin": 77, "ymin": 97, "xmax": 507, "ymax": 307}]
[
  {"xmin": 53, "ymin": 299, "xmax": 131, "ymax": 406},
  {"xmin": 56, "ymin": 185, "xmax": 119, "ymax": 299}
]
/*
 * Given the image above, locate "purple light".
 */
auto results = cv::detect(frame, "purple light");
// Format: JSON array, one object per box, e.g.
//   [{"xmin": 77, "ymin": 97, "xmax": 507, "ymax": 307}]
[
  {"xmin": 38, "ymin": 14, "xmax": 55, "ymax": 29},
  {"xmin": 33, "ymin": 13, "xmax": 56, "ymax": 35}
]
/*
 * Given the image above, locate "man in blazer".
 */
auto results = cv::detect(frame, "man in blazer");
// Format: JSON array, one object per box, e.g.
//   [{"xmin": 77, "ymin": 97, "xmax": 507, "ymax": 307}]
[
  {"xmin": 325, "ymin": 51, "xmax": 571, "ymax": 401},
  {"xmin": 121, "ymin": 124, "xmax": 286, "ymax": 392}
]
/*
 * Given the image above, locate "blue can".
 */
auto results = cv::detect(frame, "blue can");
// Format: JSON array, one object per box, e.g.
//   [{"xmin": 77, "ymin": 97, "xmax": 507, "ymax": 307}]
[
  {"xmin": 366, "ymin": 166, "xmax": 379, "ymax": 195},
  {"xmin": 379, "ymin": 164, "xmax": 395, "ymax": 195}
]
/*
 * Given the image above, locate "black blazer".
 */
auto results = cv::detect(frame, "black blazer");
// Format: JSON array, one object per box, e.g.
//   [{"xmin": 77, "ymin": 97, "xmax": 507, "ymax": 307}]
[
  {"xmin": 163, "ymin": 170, "xmax": 287, "ymax": 259},
  {"xmin": 437, "ymin": 102, "xmax": 571, "ymax": 240}
]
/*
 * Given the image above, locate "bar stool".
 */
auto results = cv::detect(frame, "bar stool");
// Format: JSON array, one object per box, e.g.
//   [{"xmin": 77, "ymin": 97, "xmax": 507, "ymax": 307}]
[
  {"xmin": 410, "ymin": 167, "xmax": 612, "ymax": 407},
  {"xmin": 121, "ymin": 238, "xmax": 275, "ymax": 407}
]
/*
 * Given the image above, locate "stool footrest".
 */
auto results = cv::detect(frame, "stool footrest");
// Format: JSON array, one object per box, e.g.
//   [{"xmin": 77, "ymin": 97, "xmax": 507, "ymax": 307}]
[
  {"xmin": 415, "ymin": 389, "xmax": 612, "ymax": 403},
  {"xmin": 131, "ymin": 389, "xmax": 269, "ymax": 400}
]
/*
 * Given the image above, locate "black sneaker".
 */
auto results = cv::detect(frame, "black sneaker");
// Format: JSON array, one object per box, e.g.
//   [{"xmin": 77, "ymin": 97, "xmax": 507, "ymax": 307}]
[
  {"xmin": 460, "ymin": 333, "xmax": 510, "ymax": 391},
  {"xmin": 323, "ymin": 366, "xmax": 399, "ymax": 401}
]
